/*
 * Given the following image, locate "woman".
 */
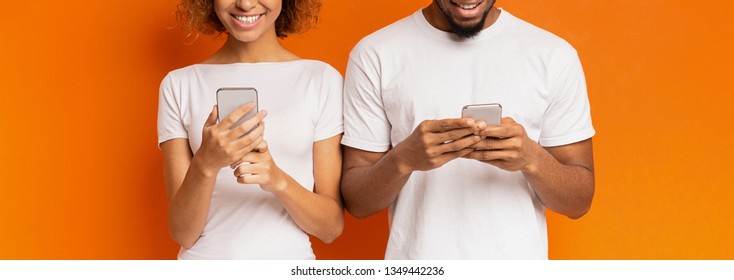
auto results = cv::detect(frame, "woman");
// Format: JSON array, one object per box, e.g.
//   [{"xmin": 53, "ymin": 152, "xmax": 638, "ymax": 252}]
[{"xmin": 157, "ymin": 0, "xmax": 343, "ymax": 259}]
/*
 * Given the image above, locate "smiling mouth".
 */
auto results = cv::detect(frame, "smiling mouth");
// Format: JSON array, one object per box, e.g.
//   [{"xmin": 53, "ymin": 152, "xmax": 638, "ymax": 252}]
[
  {"xmin": 233, "ymin": 14, "xmax": 262, "ymax": 25},
  {"xmin": 452, "ymin": 1, "xmax": 482, "ymax": 10}
]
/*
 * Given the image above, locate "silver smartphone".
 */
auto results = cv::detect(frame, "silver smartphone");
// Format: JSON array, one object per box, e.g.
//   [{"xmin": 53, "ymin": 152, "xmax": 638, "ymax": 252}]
[
  {"xmin": 216, "ymin": 87, "xmax": 259, "ymax": 131},
  {"xmin": 461, "ymin": 103, "xmax": 502, "ymax": 126}
]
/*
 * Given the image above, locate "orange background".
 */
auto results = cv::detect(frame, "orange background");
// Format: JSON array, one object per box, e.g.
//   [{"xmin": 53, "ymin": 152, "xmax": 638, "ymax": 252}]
[{"xmin": 1, "ymin": 0, "xmax": 732, "ymax": 259}]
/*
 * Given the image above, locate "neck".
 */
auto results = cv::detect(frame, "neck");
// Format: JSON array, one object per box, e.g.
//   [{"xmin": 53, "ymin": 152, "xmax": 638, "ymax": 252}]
[{"xmin": 204, "ymin": 29, "xmax": 299, "ymax": 64}]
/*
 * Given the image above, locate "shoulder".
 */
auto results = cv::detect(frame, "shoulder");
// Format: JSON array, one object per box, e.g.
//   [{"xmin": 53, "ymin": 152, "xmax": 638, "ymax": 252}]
[
  {"xmin": 500, "ymin": 11, "xmax": 579, "ymax": 59},
  {"xmin": 161, "ymin": 65, "xmax": 198, "ymax": 86},
  {"xmin": 349, "ymin": 11, "xmax": 419, "ymax": 58},
  {"xmin": 295, "ymin": 60, "xmax": 343, "ymax": 82}
]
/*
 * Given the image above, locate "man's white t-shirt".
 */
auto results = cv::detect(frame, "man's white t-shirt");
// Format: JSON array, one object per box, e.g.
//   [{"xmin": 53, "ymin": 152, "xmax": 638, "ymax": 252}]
[
  {"xmin": 342, "ymin": 9, "xmax": 595, "ymax": 259},
  {"xmin": 158, "ymin": 60, "xmax": 343, "ymax": 259}
]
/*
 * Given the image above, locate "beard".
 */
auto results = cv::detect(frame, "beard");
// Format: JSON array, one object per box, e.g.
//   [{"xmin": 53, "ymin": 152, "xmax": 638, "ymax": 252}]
[{"xmin": 435, "ymin": 0, "xmax": 495, "ymax": 39}]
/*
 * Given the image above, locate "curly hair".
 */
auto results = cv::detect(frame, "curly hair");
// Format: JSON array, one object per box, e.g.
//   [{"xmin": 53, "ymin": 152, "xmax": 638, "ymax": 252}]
[{"xmin": 176, "ymin": 0, "xmax": 321, "ymax": 38}]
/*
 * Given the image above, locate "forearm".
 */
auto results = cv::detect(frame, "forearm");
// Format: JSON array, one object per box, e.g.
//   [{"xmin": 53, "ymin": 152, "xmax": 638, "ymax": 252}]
[
  {"xmin": 271, "ymin": 173, "xmax": 344, "ymax": 243},
  {"xmin": 168, "ymin": 157, "xmax": 218, "ymax": 248},
  {"xmin": 341, "ymin": 150, "xmax": 411, "ymax": 219},
  {"xmin": 523, "ymin": 146, "xmax": 595, "ymax": 219}
]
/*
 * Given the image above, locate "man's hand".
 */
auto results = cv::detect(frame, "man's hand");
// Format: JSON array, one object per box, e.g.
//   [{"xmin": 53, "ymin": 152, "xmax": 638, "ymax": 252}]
[
  {"xmin": 392, "ymin": 118, "xmax": 484, "ymax": 173},
  {"xmin": 464, "ymin": 117, "xmax": 595, "ymax": 218},
  {"xmin": 463, "ymin": 117, "xmax": 542, "ymax": 172}
]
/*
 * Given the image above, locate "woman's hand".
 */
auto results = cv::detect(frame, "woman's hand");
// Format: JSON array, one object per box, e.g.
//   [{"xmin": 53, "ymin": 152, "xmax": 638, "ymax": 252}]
[
  {"xmin": 231, "ymin": 140, "xmax": 288, "ymax": 193},
  {"xmin": 194, "ymin": 104, "xmax": 267, "ymax": 173}
]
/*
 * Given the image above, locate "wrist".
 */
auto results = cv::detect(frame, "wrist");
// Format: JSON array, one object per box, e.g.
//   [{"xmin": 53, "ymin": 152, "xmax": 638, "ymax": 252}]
[
  {"xmin": 520, "ymin": 143, "xmax": 544, "ymax": 176},
  {"xmin": 264, "ymin": 166, "xmax": 289, "ymax": 195},
  {"xmin": 190, "ymin": 155, "xmax": 221, "ymax": 178},
  {"xmin": 388, "ymin": 147, "xmax": 414, "ymax": 176}
]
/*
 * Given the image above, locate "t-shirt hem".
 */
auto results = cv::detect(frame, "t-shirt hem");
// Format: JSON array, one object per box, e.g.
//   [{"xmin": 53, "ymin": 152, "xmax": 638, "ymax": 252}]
[
  {"xmin": 341, "ymin": 137, "xmax": 390, "ymax": 153},
  {"xmin": 314, "ymin": 128, "xmax": 344, "ymax": 142},
  {"xmin": 539, "ymin": 128, "xmax": 595, "ymax": 147},
  {"xmin": 157, "ymin": 134, "xmax": 189, "ymax": 149}
]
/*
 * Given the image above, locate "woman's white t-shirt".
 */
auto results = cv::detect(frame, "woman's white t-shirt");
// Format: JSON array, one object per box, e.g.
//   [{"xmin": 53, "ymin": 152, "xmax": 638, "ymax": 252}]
[{"xmin": 158, "ymin": 60, "xmax": 343, "ymax": 259}]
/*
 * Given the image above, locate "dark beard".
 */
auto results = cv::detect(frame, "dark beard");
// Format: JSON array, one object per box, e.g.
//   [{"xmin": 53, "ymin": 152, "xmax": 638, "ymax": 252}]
[{"xmin": 436, "ymin": 1, "xmax": 494, "ymax": 39}]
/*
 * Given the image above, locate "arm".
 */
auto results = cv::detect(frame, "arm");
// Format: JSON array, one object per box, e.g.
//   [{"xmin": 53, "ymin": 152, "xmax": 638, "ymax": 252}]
[
  {"xmin": 525, "ymin": 138, "xmax": 594, "ymax": 219},
  {"xmin": 162, "ymin": 105, "xmax": 266, "ymax": 248},
  {"xmin": 464, "ymin": 117, "xmax": 594, "ymax": 218},
  {"xmin": 341, "ymin": 119, "xmax": 484, "ymax": 219},
  {"xmin": 233, "ymin": 135, "xmax": 344, "ymax": 243}
]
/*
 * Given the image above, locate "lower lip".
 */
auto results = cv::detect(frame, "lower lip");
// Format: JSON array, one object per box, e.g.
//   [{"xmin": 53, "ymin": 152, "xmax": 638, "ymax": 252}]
[
  {"xmin": 451, "ymin": 1, "xmax": 484, "ymax": 19},
  {"xmin": 230, "ymin": 14, "xmax": 264, "ymax": 29}
]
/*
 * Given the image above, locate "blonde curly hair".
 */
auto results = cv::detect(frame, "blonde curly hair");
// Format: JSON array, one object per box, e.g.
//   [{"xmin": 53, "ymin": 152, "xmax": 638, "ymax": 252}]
[{"xmin": 176, "ymin": 0, "xmax": 321, "ymax": 38}]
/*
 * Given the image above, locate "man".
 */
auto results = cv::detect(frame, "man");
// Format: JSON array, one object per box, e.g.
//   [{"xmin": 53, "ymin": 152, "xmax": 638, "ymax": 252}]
[{"xmin": 341, "ymin": 0, "xmax": 595, "ymax": 259}]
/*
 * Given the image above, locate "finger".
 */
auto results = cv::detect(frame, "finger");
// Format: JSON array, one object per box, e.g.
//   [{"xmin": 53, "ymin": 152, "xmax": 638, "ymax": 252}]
[
  {"xmin": 470, "ymin": 138, "xmax": 515, "ymax": 150},
  {"xmin": 254, "ymin": 140, "xmax": 268, "ymax": 153},
  {"xmin": 230, "ymin": 159, "xmax": 248, "ymax": 170},
  {"xmin": 230, "ymin": 151, "xmax": 265, "ymax": 169},
  {"xmin": 476, "ymin": 118, "xmax": 521, "ymax": 138},
  {"xmin": 229, "ymin": 140, "xmax": 265, "ymax": 168},
  {"xmin": 431, "ymin": 127, "xmax": 478, "ymax": 144},
  {"xmin": 205, "ymin": 105, "xmax": 218, "ymax": 127},
  {"xmin": 422, "ymin": 118, "xmax": 475, "ymax": 133},
  {"xmin": 234, "ymin": 163, "xmax": 261, "ymax": 177},
  {"xmin": 455, "ymin": 147, "xmax": 475, "ymax": 158},
  {"xmin": 231, "ymin": 123, "xmax": 265, "ymax": 148},
  {"xmin": 462, "ymin": 150, "xmax": 514, "ymax": 161},
  {"xmin": 430, "ymin": 148, "xmax": 468, "ymax": 167},
  {"xmin": 228, "ymin": 111, "xmax": 267, "ymax": 139},
  {"xmin": 237, "ymin": 174, "xmax": 265, "ymax": 185},
  {"xmin": 236, "ymin": 136, "xmax": 264, "ymax": 156},
  {"xmin": 468, "ymin": 120, "xmax": 487, "ymax": 134},
  {"xmin": 435, "ymin": 135, "xmax": 482, "ymax": 154},
  {"xmin": 219, "ymin": 102, "xmax": 257, "ymax": 129}
]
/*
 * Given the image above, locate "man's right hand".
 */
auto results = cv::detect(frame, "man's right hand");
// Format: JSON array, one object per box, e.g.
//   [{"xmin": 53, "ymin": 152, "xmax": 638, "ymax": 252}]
[{"xmin": 391, "ymin": 118, "xmax": 485, "ymax": 174}]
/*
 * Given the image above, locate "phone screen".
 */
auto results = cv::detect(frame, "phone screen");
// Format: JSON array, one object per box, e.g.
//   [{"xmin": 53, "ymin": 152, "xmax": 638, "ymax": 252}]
[
  {"xmin": 461, "ymin": 103, "xmax": 502, "ymax": 126},
  {"xmin": 216, "ymin": 87, "xmax": 259, "ymax": 130}
]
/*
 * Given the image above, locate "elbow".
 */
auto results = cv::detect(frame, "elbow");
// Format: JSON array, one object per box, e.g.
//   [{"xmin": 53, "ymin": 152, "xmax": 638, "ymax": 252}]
[
  {"xmin": 566, "ymin": 205, "xmax": 590, "ymax": 220},
  {"xmin": 565, "ymin": 191, "xmax": 594, "ymax": 220},
  {"xmin": 171, "ymin": 232, "xmax": 197, "ymax": 249},
  {"xmin": 179, "ymin": 240, "xmax": 196, "ymax": 250},
  {"xmin": 343, "ymin": 192, "xmax": 382, "ymax": 219},
  {"xmin": 168, "ymin": 219, "xmax": 198, "ymax": 249},
  {"xmin": 322, "ymin": 226, "xmax": 344, "ymax": 245},
  {"xmin": 318, "ymin": 220, "xmax": 344, "ymax": 244},
  {"xmin": 345, "ymin": 204, "xmax": 376, "ymax": 220}
]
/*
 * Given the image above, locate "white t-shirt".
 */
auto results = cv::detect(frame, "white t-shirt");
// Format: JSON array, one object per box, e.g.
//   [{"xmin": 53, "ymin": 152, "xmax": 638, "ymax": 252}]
[
  {"xmin": 158, "ymin": 60, "xmax": 343, "ymax": 259},
  {"xmin": 342, "ymin": 9, "xmax": 595, "ymax": 259}
]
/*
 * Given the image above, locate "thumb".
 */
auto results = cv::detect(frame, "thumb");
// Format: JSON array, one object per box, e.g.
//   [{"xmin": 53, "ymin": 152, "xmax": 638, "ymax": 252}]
[
  {"xmin": 205, "ymin": 105, "xmax": 219, "ymax": 127},
  {"xmin": 255, "ymin": 140, "xmax": 269, "ymax": 153}
]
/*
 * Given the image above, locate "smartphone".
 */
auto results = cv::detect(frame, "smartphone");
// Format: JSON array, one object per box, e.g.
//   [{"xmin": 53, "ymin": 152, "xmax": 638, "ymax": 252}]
[
  {"xmin": 216, "ymin": 87, "xmax": 259, "ymax": 131},
  {"xmin": 461, "ymin": 103, "xmax": 502, "ymax": 126}
]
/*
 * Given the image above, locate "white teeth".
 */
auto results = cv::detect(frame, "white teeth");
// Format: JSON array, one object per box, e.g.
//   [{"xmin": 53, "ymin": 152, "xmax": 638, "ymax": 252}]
[
  {"xmin": 454, "ymin": 2, "xmax": 480, "ymax": 10},
  {"xmin": 235, "ymin": 15, "xmax": 261, "ymax": 24},
  {"xmin": 460, "ymin": 3, "xmax": 479, "ymax": 9}
]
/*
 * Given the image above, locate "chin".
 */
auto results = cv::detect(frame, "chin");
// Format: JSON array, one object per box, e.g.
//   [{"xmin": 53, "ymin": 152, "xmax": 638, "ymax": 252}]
[{"xmin": 229, "ymin": 33, "xmax": 261, "ymax": 43}]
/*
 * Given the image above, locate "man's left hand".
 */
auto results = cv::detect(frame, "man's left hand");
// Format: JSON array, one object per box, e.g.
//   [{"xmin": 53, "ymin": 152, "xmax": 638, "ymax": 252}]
[{"xmin": 462, "ymin": 117, "xmax": 542, "ymax": 173}]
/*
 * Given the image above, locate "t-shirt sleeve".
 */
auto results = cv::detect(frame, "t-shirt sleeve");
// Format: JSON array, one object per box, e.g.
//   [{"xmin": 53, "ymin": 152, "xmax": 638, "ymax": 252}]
[
  {"xmin": 341, "ymin": 44, "xmax": 392, "ymax": 152},
  {"xmin": 539, "ymin": 49, "xmax": 596, "ymax": 147},
  {"xmin": 313, "ymin": 65, "xmax": 344, "ymax": 141},
  {"xmin": 157, "ymin": 73, "xmax": 189, "ymax": 148}
]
